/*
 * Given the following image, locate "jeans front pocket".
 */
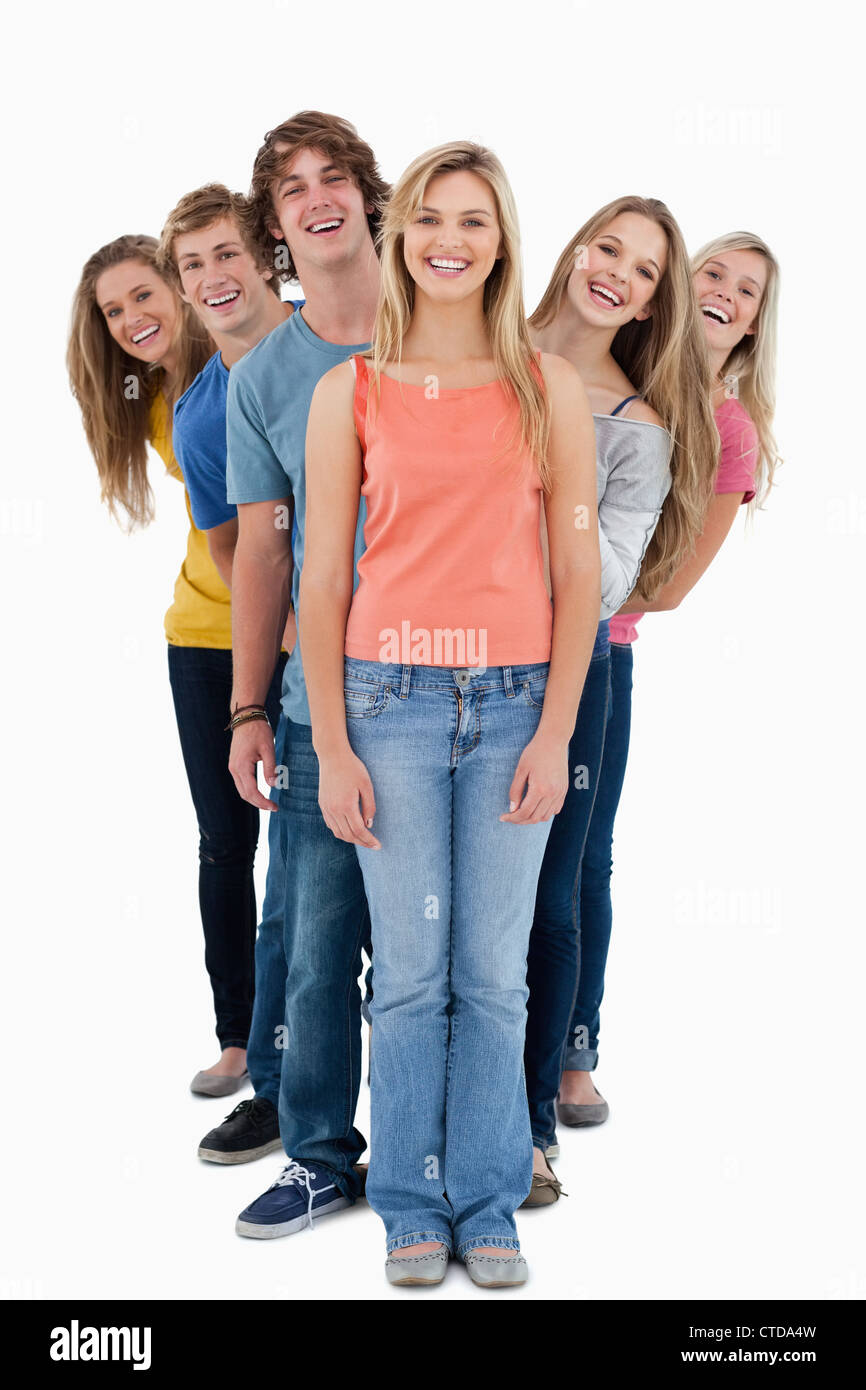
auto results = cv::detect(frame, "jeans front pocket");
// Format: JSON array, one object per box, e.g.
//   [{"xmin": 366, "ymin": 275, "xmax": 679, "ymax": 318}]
[
  {"xmin": 344, "ymin": 680, "xmax": 391, "ymax": 719},
  {"xmin": 521, "ymin": 678, "xmax": 548, "ymax": 709}
]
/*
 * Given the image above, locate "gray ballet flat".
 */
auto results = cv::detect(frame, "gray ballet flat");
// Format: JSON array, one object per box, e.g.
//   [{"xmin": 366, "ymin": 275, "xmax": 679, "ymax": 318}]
[
  {"xmin": 385, "ymin": 1247, "xmax": 449, "ymax": 1286},
  {"xmin": 463, "ymin": 1252, "xmax": 528, "ymax": 1287},
  {"xmin": 555, "ymin": 1095, "xmax": 609, "ymax": 1127},
  {"xmin": 190, "ymin": 1068, "xmax": 251, "ymax": 1098}
]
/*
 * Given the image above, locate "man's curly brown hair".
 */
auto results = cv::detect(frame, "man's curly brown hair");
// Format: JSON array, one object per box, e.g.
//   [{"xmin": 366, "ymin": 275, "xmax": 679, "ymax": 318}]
[{"xmin": 243, "ymin": 110, "xmax": 390, "ymax": 284}]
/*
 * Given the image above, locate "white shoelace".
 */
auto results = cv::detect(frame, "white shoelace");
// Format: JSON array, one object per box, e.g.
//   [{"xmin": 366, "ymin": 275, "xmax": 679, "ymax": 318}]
[{"xmin": 271, "ymin": 1161, "xmax": 328, "ymax": 1231}]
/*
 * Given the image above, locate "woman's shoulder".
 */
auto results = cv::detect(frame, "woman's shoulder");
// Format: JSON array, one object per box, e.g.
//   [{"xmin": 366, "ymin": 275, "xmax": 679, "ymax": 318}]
[
  {"xmin": 715, "ymin": 392, "xmax": 756, "ymax": 430},
  {"xmin": 315, "ymin": 357, "xmax": 361, "ymax": 394},
  {"xmin": 620, "ymin": 397, "xmax": 664, "ymax": 428},
  {"xmin": 715, "ymin": 393, "xmax": 759, "ymax": 456},
  {"xmin": 536, "ymin": 349, "xmax": 582, "ymax": 385},
  {"xmin": 147, "ymin": 389, "xmax": 169, "ymax": 449},
  {"xmin": 147, "ymin": 391, "xmax": 181, "ymax": 477},
  {"xmin": 714, "ymin": 394, "xmax": 759, "ymax": 492},
  {"xmin": 536, "ymin": 351, "xmax": 590, "ymax": 411}
]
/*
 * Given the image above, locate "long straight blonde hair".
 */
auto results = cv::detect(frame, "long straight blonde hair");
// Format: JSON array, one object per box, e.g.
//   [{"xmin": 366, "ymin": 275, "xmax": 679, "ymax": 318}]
[
  {"xmin": 530, "ymin": 196, "xmax": 719, "ymax": 601},
  {"xmin": 692, "ymin": 231, "xmax": 781, "ymax": 509},
  {"xmin": 368, "ymin": 141, "xmax": 553, "ymax": 489},
  {"xmin": 67, "ymin": 235, "xmax": 212, "ymax": 529}
]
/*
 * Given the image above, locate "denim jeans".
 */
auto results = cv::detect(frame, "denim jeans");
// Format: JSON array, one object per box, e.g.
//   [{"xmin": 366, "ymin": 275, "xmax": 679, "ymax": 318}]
[
  {"xmin": 167, "ymin": 646, "xmax": 285, "ymax": 1049},
  {"xmin": 245, "ymin": 714, "xmax": 288, "ymax": 1106},
  {"xmin": 565, "ymin": 641, "xmax": 634, "ymax": 1070},
  {"xmin": 524, "ymin": 645, "xmax": 612, "ymax": 1148},
  {"xmin": 344, "ymin": 657, "xmax": 553, "ymax": 1257},
  {"xmin": 277, "ymin": 717, "xmax": 371, "ymax": 1200}
]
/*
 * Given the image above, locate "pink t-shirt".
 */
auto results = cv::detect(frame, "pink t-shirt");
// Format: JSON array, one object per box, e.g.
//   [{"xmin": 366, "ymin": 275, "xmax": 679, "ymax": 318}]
[{"xmin": 608, "ymin": 396, "xmax": 758, "ymax": 645}]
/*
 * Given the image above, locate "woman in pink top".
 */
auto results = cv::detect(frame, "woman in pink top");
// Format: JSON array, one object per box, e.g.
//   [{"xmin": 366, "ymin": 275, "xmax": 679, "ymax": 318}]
[
  {"xmin": 299, "ymin": 142, "xmax": 600, "ymax": 1287},
  {"xmin": 557, "ymin": 233, "xmax": 781, "ymax": 1131}
]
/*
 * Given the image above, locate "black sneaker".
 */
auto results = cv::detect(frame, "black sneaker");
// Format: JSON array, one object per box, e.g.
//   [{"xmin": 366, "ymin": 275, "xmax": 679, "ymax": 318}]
[{"xmin": 198, "ymin": 1097, "xmax": 282, "ymax": 1164}]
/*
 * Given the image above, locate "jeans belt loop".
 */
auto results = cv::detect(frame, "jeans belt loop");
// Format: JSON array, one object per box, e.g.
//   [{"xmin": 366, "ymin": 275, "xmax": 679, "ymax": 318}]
[
  {"xmin": 400, "ymin": 664, "xmax": 412, "ymax": 699},
  {"xmin": 503, "ymin": 665, "xmax": 515, "ymax": 698}
]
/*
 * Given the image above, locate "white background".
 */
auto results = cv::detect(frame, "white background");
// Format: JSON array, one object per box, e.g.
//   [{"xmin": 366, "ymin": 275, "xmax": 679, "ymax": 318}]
[{"xmin": 1, "ymin": 0, "xmax": 863, "ymax": 1302}]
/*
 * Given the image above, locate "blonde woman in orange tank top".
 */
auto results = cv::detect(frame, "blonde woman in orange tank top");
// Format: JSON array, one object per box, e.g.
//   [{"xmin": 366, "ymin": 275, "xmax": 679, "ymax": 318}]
[{"xmin": 299, "ymin": 143, "xmax": 600, "ymax": 1288}]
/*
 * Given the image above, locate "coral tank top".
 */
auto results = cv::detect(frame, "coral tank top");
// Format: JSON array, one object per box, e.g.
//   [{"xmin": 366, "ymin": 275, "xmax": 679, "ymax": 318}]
[{"xmin": 344, "ymin": 354, "xmax": 552, "ymax": 668}]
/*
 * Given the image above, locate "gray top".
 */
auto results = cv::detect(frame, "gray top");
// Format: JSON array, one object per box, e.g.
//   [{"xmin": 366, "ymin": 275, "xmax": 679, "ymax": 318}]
[{"xmin": 593, "ymin": 413, "xmax": 672, "ymax": 619}]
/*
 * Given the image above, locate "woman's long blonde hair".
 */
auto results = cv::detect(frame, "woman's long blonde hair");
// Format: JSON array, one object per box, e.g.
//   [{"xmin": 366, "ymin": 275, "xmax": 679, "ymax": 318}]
[
  {"xmin": 67, "ymin": 235, "xmax": 212, "ymax": 529},
  {"xmin": 368, "ymin": 141, "xmax": 553, "ymax": 488},
  {"xmin": 692, "ymin": 231, "xmax": 781, "ymax": 509},
  {"xmin": 530, "ymin": 196, "xmax": 718, "ymax": 601}
]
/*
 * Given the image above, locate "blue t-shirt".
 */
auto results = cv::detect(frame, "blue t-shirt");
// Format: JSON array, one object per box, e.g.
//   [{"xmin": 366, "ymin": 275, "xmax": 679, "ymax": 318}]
[
  {"xmin": 173, "ymin": 302, "xmax": 305, "ymax": 532},
  {"xmin": 226, "ymin": 307, "xmax": 369, "ymax": 726},
  {"xmin": 173, "ymin": 351, "xmax": 233, "ymax": 531}
]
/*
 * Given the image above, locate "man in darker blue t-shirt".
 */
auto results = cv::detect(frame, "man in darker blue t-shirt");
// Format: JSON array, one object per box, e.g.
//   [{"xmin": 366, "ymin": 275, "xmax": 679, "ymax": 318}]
[{"xmin": 159, "ymin": 183, "xmax": 298, "ymax": 1143}]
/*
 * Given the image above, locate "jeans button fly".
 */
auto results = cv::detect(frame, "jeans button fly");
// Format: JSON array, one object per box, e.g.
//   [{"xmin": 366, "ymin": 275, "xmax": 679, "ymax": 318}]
[{"xmin": 455, "ymin": 670, "xmax": 471, "ymax": 687}]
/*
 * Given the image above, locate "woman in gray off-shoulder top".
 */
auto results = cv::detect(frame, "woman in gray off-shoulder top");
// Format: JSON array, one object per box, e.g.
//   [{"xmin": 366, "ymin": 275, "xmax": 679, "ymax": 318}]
[{"xmin": 522, "ymin": 195, "xmax": 719, "ymax": 1207}]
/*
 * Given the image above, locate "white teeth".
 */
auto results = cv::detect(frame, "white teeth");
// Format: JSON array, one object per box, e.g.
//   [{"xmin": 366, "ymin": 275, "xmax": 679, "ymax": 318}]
[
  {"xmin": 702, "ymin": 304, "xmax": 731, "ymax": 324},
  {"xmin": 131, "ymin": 325, "xmax": 159, "ymax": 343},
  {"xmin": 205, "ymin": 292, "xmax": 240, "ymax": 306},
  {"xmin": 309, "ymin": 220, "xmax": 342, "ymax": 233},
  {"xmin": 590, "ymin": 282, "xmax": 622, "ymax": 306},
  {"xmin": 430, "ymin": 258, "xmax": 468, "ymax": 271}
]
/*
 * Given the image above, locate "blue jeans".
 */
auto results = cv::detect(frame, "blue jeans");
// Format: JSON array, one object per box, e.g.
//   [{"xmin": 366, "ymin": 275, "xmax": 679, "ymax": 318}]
[
  {"xmin": 245, "ymin": 715, "xmax": 288, "ymax": 1106},
  {"xmin": 167, "ymin": 646, "xmax": 285, "ymax": 1049},
  {"xmin": 565, "ymin": 641, "xmax": 634, "ymax": 1070},
  {"xmin": 344, "ymin": 658, "xmax": 553, "ymax": 1257},
  {"xmin": 524, "ymin": 644, "xmax": 612, "ymax": 1148},
  {"xmin": 277, "ymin": 717, "xmax": 371, "ymax": 1200}
]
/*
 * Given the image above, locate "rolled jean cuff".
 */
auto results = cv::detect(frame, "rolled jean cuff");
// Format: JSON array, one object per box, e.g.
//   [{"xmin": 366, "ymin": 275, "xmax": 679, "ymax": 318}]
[
  {"xmin": 388, "ymin": 1230, "xmax": 453, "ymax": 1255},
  {"xmin": 532, "ymin": 1131, "xmax": 556, "ymax": 1152},
  {"xmin": 219, "ymin": 1038, "xmax": 250, "ymax": 1051},
  {"xmin": 563, "ymin": 1045, "xmax": 599, "ymax": 1071},
  {"xmin": 458, "ymin": 1236, "xmax": 521, "ymax": 1258}
]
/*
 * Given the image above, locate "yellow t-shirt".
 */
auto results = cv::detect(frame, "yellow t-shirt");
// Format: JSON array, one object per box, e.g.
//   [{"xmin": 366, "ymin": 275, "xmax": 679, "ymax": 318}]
[{"xmin": 148, "ymin": 391, "xmax": 233, "ymax": 649}]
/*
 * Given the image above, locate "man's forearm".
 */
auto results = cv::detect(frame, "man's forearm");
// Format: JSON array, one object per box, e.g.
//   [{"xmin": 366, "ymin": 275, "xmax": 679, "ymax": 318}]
[{"xmin": 230, "ymin": 545, "xmax": 291, "ymax": 706}]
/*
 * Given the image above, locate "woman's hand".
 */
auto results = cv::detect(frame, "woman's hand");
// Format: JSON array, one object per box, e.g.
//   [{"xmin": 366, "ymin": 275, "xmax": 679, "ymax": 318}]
[
  {"xmin": 500, "ymin": 730, "xmax": 569, "ymax": 825},
  {"xmin": 318, "ymin": 747, "xmax": 382, "ymax": 849}
]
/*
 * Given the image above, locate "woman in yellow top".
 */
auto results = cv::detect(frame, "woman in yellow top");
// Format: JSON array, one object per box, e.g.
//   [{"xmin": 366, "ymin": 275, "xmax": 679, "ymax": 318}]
[{"xmin": 68, "ymin": 234, "xmax": 283, "ymax": 1095}]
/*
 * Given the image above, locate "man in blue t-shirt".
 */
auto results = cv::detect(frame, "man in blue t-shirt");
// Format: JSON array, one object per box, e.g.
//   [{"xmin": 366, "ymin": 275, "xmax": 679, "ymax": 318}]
[
  {"xmin": 224, "ymin": 112, "xmax": 388, "ymax": 1238},
  {"xmin": 158, "ymin": 183, "xmax": 303, "ymax": 1155}
]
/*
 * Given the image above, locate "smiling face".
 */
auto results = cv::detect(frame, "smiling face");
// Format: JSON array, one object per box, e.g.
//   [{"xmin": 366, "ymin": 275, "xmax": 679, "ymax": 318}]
[
  {"xmin": 402, "ymin": 169, "xmax": 502, "ymax": 303},
  {"xmin": 95, "ymin": 259, "xmax": 179, "ymax": 363},
  {"xmin": 174, "ymin": 216, "xmax": 275, "ymax": 335},
  {"xmin": 565, "ymin": 212, "xmax": 668, "ymax": 327},
  {"xmin": 694, "ymin": 248, "xmax": 767, "ymax": 355},
  {"xmin": 268, "ymin": 145, "xmax": 373, "ymax": 275}
]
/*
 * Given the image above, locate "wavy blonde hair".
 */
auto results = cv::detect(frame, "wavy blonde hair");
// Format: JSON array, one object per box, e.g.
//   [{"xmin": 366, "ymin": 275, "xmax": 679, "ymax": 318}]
[
  {"xmin": 692, "ymin": 231, "xmax": 781, "ymax": 509},
  {"xmin": 530, "ymin": 196, "xmax": 719, "ymax": 600},
  {"xmin": 367, "ymin": 141, "xmax": 552, "ymax": 488},
  {"xmin": 67, "ymin": 235, "xmax": 212, "ymax": 529}
]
